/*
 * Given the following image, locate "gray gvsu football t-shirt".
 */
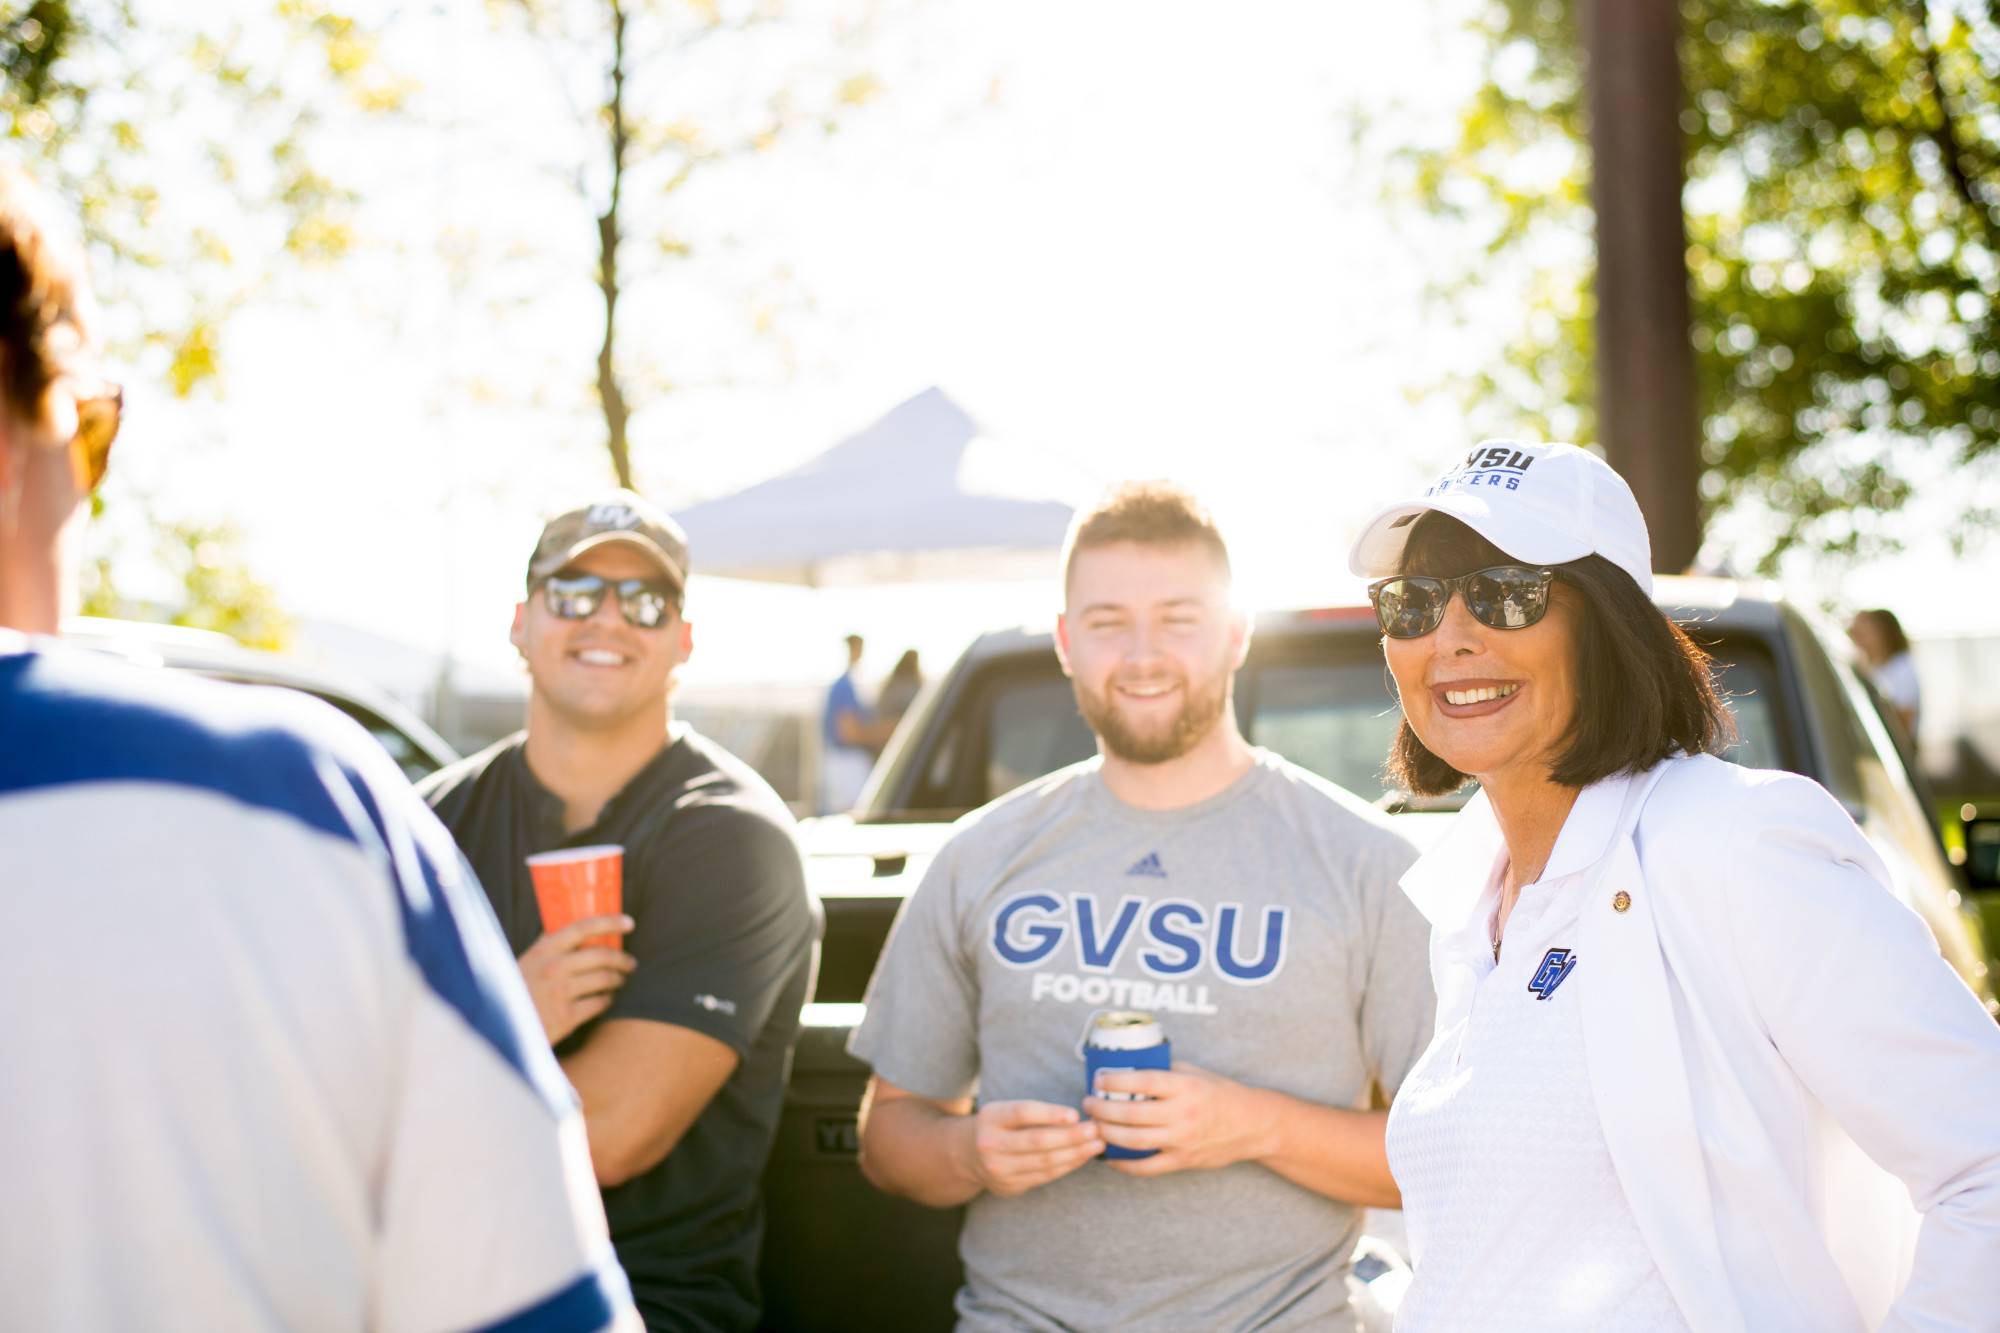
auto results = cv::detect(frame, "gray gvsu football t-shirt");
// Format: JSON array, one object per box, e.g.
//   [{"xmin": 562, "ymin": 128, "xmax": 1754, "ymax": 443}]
[{"xmin": 849, "ymin": 750, "xmax": 1434, "ymax": 1332}]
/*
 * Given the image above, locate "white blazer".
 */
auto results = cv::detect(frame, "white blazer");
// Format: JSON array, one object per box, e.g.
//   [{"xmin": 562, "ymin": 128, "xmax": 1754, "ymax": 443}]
[{"xmin": 1399, "ymin": 753, "xmax": 2000, "ymax": 1332}]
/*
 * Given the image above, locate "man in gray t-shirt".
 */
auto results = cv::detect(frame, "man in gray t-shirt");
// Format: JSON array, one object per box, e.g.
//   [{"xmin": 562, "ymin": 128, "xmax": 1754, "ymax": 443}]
[{"xmin": 849, "ymin": 482, "xmax": 1434, "ymax": 1332}]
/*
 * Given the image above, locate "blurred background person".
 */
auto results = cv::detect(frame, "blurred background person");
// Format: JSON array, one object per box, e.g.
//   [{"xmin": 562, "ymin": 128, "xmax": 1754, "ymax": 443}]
[
  {"xmin": 0, "ymin": 163, "xmax": 639, "ymax": 1333},
  {"xmin": 873, "ymin": 647, "xmax": 924, "ymax": 749},
  {"xmin": 1849, "ymin": 607, "xmax": 1921, "ymax": 738},
  {"xmin": 821, "ymin": 631, "xmax": 876, "ymax": 812}
]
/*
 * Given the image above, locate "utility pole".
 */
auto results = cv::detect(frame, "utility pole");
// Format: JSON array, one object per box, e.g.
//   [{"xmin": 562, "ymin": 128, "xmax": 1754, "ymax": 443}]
[{"xmin": 1582, "ymin": 0, "xmax": 1702, "ymax": 573}]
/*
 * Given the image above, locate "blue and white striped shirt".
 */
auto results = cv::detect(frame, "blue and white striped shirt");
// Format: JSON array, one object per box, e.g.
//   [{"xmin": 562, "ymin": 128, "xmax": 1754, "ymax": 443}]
[{"xmin": 0, "ymin": 635, "xmax": 637, "ymax": 1333}]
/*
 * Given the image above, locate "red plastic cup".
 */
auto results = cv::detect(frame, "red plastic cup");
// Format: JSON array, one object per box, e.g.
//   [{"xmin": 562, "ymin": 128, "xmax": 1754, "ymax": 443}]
[{"xmin": 526, "ymin": 845, "xmax": 625, "ymax": 950}]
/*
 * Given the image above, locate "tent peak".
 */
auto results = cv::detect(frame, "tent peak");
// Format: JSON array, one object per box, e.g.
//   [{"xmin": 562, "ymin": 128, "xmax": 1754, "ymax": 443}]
[
  {"xmin": 670, "ymin": 385, "xmax": 1075, "ymax": 586},
  {"xmin": 803, "ymin": 387, "xmax": 977, "ymax": 480}
]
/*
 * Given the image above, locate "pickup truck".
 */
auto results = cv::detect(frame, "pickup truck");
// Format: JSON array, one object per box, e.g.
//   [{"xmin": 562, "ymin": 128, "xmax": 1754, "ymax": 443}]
[{"xmin": 754, "ymin": 575, "xmax": 1997, "ymax": 1331}]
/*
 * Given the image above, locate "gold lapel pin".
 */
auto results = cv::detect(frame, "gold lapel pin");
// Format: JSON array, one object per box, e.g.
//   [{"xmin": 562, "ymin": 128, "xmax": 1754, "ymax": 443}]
[{"xmin": 1612, "ymin": 890, "xmax": 1632, "ymax": 913}]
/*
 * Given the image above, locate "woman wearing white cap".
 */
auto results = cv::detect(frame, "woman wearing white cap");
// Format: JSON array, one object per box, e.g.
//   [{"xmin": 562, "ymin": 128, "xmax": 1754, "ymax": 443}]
[{"xmin": 1350, "ymin": 442, "xmax": 2000, "ymax": 1331}]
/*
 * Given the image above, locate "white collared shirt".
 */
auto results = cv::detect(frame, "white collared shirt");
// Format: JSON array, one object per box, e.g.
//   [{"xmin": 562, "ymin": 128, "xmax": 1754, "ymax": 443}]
[{"xmin": 1389, "ymin": 854, "xmax": 1688, "ymax": 1332}]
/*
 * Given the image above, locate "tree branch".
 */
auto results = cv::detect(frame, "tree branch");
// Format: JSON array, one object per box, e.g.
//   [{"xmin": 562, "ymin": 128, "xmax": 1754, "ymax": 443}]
[
  {"xmin": 596, "ymin": 0, "xmax": 632, "ymax": 490},
  {"xmin": 1905, "ymin": 0, "xmax": 2000, "ymax": 253}
]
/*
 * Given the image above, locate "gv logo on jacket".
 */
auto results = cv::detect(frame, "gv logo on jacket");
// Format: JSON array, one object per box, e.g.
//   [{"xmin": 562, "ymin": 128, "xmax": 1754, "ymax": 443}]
[{"xmin": 1527, "ymin": 947, "xmax": 1578, "ymax": 1000}]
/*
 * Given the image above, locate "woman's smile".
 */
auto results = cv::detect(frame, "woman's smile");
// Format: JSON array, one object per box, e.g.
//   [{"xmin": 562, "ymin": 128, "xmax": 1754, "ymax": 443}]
[{"xmin": 1431, "ymin": 679, "xmax": 1522, "ymax": 717}]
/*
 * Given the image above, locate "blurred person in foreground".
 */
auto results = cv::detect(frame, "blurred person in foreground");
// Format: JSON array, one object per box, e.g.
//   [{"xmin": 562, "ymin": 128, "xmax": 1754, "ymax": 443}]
[
  {"xmin": 0, "ymin": 164, "xmax": 638, "ymax": 1331},
  {"xmin": 821, "ymin": 631, "xmax": 877, "ymax": 811},
  {"xmin": 850, "ymin": 482, "xmax": 1434, "ymax": 1331},
  {"xmin": 1351, "ymin": 441, "xmax": 2000, "ymax": 1330},
  {"xmin": 418, "ymin": 493, "xmax": 819, "ymax": 1333},
  {"xmin": 1848, "ymin": 606, "xmax": 1921, "ymax": 738}
]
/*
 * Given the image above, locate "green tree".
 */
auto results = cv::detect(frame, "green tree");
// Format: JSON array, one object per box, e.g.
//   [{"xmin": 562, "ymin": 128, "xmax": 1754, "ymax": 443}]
[
  {"xmin": 491, "ymin": 0, "xmax": 889, "ymax": 489},
  {"xmin": 1396, "ymin": 0, "xmax": 2000, "ymax": 569},
  {"xmin": 81, "ymin": 515, "xmax": 291, "ymax": 650},
  {"xmin": 4, "ymin": 0, "xmax": 407, "ymax": 643}
]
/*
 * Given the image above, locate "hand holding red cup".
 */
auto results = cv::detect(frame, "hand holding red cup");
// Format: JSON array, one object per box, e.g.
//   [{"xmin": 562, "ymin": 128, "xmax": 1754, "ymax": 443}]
[
  {"xmin": 527, "ymin": 845, "xmax": 626, "ymax": 948},
  {"xmin": 519, "ymin": 845, "xmax": 634, "ymax": 1044}
]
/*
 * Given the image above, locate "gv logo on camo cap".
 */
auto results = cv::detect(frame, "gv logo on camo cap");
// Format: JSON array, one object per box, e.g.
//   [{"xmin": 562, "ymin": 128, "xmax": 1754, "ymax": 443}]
[{"xmin": 526, "ymin": 488, "xmax": 691, "ymax": 592}]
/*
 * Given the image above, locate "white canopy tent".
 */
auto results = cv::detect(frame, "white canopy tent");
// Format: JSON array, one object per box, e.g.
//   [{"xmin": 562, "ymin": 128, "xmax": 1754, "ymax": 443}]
[{"xmin": 672, "ymin": 388, "xmax": 1082, "ymax": 586}]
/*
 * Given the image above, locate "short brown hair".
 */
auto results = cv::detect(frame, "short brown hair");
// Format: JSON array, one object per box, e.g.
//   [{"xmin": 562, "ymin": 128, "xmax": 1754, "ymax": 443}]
[
  {"xmin": 0, "ymin": 164, "xmax": 91, "ymax": 425},
  {"xmin": 1386, "ymin": 512, "xmax": 1733, "ymax": 795},
  {"xmin": 1061, "ymin": 480, "xmax": 1231, "ymax": 589}
]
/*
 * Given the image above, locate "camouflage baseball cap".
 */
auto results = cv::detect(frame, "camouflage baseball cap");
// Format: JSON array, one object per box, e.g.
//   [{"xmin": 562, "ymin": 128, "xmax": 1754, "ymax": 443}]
[{"xmin": 526, "ymin": 491, "xmax": 690, "ymax": 592}]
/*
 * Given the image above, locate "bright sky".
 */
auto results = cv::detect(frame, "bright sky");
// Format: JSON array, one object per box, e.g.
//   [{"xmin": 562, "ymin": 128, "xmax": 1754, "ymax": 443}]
[{"xmin": 87, "ymin": 0, "xmax": 2000, "ymax": 705}]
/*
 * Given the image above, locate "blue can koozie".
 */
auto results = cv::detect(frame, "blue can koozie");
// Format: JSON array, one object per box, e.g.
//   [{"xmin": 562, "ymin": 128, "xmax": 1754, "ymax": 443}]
[{"xmin": 1082, "ymin": 1011, "xmax": 1171, "ymax": 1161}]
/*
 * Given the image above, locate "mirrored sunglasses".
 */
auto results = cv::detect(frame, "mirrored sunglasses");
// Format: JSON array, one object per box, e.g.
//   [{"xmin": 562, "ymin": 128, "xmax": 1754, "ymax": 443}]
[
  {"xmin": 1367, "ymin": 565, "xmax": 1556, "ymax": 639},
  {"xmin": 540, "ymin": 572, "xmax": 679, "ymax": 630}
]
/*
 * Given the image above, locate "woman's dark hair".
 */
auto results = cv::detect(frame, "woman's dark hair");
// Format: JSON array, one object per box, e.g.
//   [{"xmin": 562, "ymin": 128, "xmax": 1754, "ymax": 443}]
[{"xmin": 1386, "ymin": 511, "xmax": 1735, "ymax": 795}]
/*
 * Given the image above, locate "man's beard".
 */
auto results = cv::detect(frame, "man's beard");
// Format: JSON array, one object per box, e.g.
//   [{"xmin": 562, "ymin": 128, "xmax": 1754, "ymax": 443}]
[{"xmin": 1074, "ymin": 665, "xmax": 1231, "ymax": 765}]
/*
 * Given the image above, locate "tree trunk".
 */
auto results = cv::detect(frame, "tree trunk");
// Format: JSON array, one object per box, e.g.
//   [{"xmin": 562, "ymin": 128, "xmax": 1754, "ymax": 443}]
[
  {"xmin": 1582, "ymin": 0, "xmax": 1702, "ymax": 574},
  {"xmin": 595, "ymin": 0, "xmax": 634, "ymax": 491}
]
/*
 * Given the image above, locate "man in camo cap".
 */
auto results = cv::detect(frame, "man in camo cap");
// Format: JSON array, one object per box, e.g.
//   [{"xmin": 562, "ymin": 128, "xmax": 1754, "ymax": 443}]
[{"xmin": 421, "ymin": 491, "xmax": 821, "ymax": 1332}]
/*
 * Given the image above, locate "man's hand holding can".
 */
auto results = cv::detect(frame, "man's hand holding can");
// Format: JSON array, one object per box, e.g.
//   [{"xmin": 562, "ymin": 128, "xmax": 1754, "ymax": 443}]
[{"xmin": 1085, "ymin": 1064, "xmax": 1277, "ymax": 1177}]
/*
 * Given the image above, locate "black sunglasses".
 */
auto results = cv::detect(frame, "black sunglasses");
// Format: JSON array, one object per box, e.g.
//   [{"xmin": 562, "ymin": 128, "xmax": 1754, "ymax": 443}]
[
  {"xmin": 1367, "ymin": 565, "xmax": 1557, "ymax": 639},
  {"xmin": 539, "ymin": 572, "xmax": 679, "ymax": 630}
]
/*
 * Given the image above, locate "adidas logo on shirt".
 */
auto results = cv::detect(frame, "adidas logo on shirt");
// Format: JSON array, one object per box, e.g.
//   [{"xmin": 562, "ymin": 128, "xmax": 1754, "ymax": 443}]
[{"xmin": 1126, "ymin": 852, "xmax": 1167, "ymax": 878}]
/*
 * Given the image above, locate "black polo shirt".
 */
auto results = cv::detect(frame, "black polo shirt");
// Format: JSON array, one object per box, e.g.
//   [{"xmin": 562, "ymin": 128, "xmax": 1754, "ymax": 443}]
[{"xmin": 419, "ymin": 727, "xmax": 820, "ymax": 1333}]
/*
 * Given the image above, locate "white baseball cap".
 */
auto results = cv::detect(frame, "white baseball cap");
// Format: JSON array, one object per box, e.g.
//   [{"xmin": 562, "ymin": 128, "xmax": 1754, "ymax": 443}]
[{"xmin": 1347, "ymin": 441, "xmax": 1655, "ymax": 594}]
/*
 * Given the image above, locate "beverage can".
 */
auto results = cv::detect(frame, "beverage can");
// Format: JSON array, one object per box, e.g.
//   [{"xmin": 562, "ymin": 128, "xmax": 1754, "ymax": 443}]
[{"xmin": 1082, "ymin": 1010, "xmax": 1171, "ymax": 1161}]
